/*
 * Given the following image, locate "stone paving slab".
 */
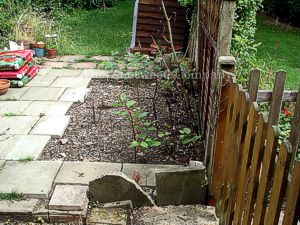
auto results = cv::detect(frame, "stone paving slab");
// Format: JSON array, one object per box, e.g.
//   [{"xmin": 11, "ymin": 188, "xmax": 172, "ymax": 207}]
[
  {"xmin": 30, "ymin": 116, "xmax": 70, "ymax": 138},
  {"xmin": 56, "ymin": 55, "xmax": 85, "ymax": 63},
  {"xmin": 0, "ymin": 161, "xmax": 63, "ymax": 198},
  {"xmin": 20, "ymin": 87, "xmax": 65, "ymax": 101},
  {"xmin": 122, "ymin": 163, "xmax": 182, "ymax": 187},
  {"xmin": 91, "ymin": 56, "xmax": 113, "ymax": 61},
  {"xmin": 43, "ymin": 61, "xmax": 71, "ymax": 69},
  {"xmin": 0, "ymin": 199, "xmax": 38, "ymax": 213},
  {"xmin": 71, "ymin": 62, "xmax": 97, "ymax": 69},
  {"xmin": 54, "ymin": 161, "xmax": 122, "ymax": 185},
  {"xmin": 22, "ymin": 101, "xmax": 72, "ymax": 116},
  {"xmin": 49, "ymin": 185, "xmax": 88, "ymax": 211},
  {"xmin": 51, "ymin": 77, "xmax": 91, "ymax": 88},
  {"xmin": 0, "ymin": 87, "xmax": 29, "ymax": 101},
  {"xmin": 38, "ymin": 68, "xmax": 52, "ymax": 76},
  {"xmin": 59, "ymin": 88, "xmax": 90, "ymax": 102},
  {"xmin": 0, "ymin": 135, "xmax": 20, "ymax": 159},
  {"xmin": 0, "ymin": 101, "xmax": 32, "ymax": 116},
  {"xmin": 5, "ymin": 135, "xmax": 51, "ymax": 160},
  {"xmin": 47, "ymin": 69, "xmax": 82, "ymax": 77},
  {"xmin": 79, "ymin": 69, "xmax": 110, "ymax": 78},
  {"xmin": 0, "ymin": 116, "xmax": 39, "ymax": 135},
  {"xmin": 26, "ymin": 74, "xmax": 58, "ymax": 87}
]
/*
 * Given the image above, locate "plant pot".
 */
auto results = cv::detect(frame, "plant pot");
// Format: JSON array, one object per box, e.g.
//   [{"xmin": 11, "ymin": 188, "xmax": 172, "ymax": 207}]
[
  {"xmin": 32, "ymin": 42, "xmax": 45, "ymax": 49},
  {"xmin": 0, "ymin": 80, "xmax": 10, "ymax": 96},
  {"xmin": 46, "ymin": 49, "xmax": 57, "ymax": 59},
  {"xmin": 34, "ymin": 48, "xmax": 46, "ymax": 58}
]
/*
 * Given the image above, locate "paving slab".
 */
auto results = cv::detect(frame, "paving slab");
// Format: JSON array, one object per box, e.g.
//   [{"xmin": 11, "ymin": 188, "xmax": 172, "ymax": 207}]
[
  {"xmin": 38, "ymin": 68, "xmax": 52, "ymax": 76},
  {"xmin": 22, "ymin": 101, "xmax": 72, "ymax": 116},
  {"xmin": 49, "ymin": 185, "xmax": 88, "ymax": 211},
  {"xmin": 79, "ymin": 69, "xmax": 110, "ymax": 78},
  {"xmin": 0, "ymin": 87, "xmax": 29, "ymax": 101},
  {"xmin": 59, "ymin": 88, "xmax": 90, "ymax": 102},
  {"xmin": 54, "ymin": 161, "xmax": 122, "ymax": 185},
  {"xmin": 57, "ymin": 55, "xmax": 85, "ymax": 63},
  {"xmin": 43, "ymin": 61, "xmax": 71, "ymax": 68},
  {"xmin": 0, "ymin": 199, "xmax": 38, "ymax": 222},
  {"xmin": 91, "ymin": 55, "xmax": 114, "ymax": 61},
  {"xmin": 71, "ymin": 62, "xmax": 97, "ymax": 69},
  {"xmin": 51, "ymin": 77, "xmax": 91, "ymax": 88},
  {"xmin": 20, "ymin": 87, "xmax": 65, "ymax": 101},
  {"xmin": 0, "ymin": 101, "xmax": 32, "ymax": 116},
  {"xmin": 0, "ymin": 135, "xmax": 20, "ymax": 159},
  {"xmin": 48, "ymin": 69, "xmax": 82, "ymax": 77},
  {"xmin": 0, "ymin": 116, "xmax": 39, "ymax": 135},
  {"xmin": 26, "ymin": 74, "xmax": 58, "ymax": 87},
  {"xmin": 30, "ymin": 116, "xmax": 70, "ymax": 138},
  {"xmin": 0, "ymin": 161, "xmax": 63, "ymax": 198},
  {"xmin": 122, "ymin": 163, "xmax": 182, "ymax": 187},
  {"xmin": 5, "ymin": 135, "xmax": 51, "ymax": 160}
]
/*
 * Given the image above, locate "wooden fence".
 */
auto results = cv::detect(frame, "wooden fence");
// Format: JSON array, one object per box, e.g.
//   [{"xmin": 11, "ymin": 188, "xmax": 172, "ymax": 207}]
[{"xmin": 212, "ymin": 68, "xmax": 300, "ymax": 225}]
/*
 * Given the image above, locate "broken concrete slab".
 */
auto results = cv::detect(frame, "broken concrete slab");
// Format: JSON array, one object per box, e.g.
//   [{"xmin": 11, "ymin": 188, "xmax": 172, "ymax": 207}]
[
  {"xmin": 0, "ymin": 199, "xmax": 38, "ymax": 222},
  {"xmin": 0, "ymin": 161, "xmax": 62, "ymax": 198},
  {"xmin": 102, "ymin": 200, "xmax": 133, "ymax": 212},
  {"xmin": 26, "ymin": 74, "xmax": 57, "ymax": 87},
  {"xmin": 87, "ymin": 208, "xmax": 129, "ymax": 225},
  {"xmin": 30, "ymin": 116, "xmax": 70, "ymax": 138},
  {"xmin": 0, "ymin": 116, "xmax": 39, "ymax": 135},
  {"xmin": 133, "ymin": 205, "xmax": 218, "ymax": 225},
  {"xmin": 49, "ymin": 69, "xmax": 82, "ymax": 77},
  {"xmin": 0, "ymin": 101, "xmax": 32, "ymax": 116},
  {"xmin": 22, "ymin": 101, "xmax": 72, "ymax": 116},
  {"xmin": 79, "ymin": 69, "xmax": 110, "ymax": 78},
  {"xmin": 20, "ymin": 87, "xmax": 65, "ymax": 101},
  {"xmin": 89, "ymin": 172, "xmax": 155, "ymax": 207},
  {"xmin": 155, "ymin": 167, "xmax": 208, "ymax": 206},
  {"xmin": 49, "ymin": 185, "xmax": 88, "ymax": 211},
  {"xmin": 58, "ymin": 88, "xmax": 90, "ymax": 102},
  {"xmin": 122, "ymin": 163, "xmax": 182, "ymax": 187},
  {"xmin": 51, "ymin": 77, "xmax": 91, "ymax": 88},
  {"xmin": 54, "ymin": 161, "xmax": 122, "ymax": 185},
  {"xmin": 0, "ymin": 87, "xmax": 29, "ymax": 101},
  {"xmin": 5, "ymin": 135, "xmax": 51, "ymax": 160}
]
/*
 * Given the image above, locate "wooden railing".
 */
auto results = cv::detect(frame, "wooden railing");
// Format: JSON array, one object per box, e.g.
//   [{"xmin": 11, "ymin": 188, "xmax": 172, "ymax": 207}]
[{"xmin": 211, "ymin": 69, "xmax": 300, "ymax": 225}]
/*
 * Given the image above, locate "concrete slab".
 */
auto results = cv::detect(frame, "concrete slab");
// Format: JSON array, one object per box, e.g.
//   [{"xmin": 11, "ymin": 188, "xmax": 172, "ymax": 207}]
[
  {"xmin": 0, "ymin": 101, "xmax": 32, "ymax": 116},
  {"xmin": 49, "ymin": 185, "xmax": 88, "ymax": 211},
  {"xmin": 54, "ymin": 161, "xmax": 122, "ymax": 185},
  {"xmin": 22, "ymin": 101, "xmax": 72, "ymax": 116},
  {"xmin": 71, "ymin": 62, "xmax": 97, "ymax": 69},
  {"xmin": 49, "ymin": 69, "xmax": 82, "ymax": 77},
  {"xmin": 0, "ymin": 87, "xmax": 29, "ymax": 101},
  {"xmin": 5, "ymin": 135, "xmax": 51, "ymax": 160},
  {"xmin": 59, "ymin": 88, "xmax": 90, "ymax": 102},
  {"xmin": 20, "ymin": 87, "xmax": 65, "ymax": 101},
  {"xmin": 79, "ymin": 69, "xmax": 110, "ymax": 78},
  {"xmin": 0, "ymin": 161, "xmax": 62, "ymax": 198},
  {"xmin": 30, "ymin": 116, "xmax": 70, "ymax": 138},
  {"xmin": 122, "ymin": 163, "xmax": 182, "ymax": 187},
  {"xmin": 51, "ymin": 77, "xmax": 91, "ymax": 88},
  {"xmin": 38, "ymin": 68, "xmax": 52, "ymax": 76},
  {"xmin": 58, "ymin": 55, "xmax": 85, "ymax": 63},
  {"xmin": 26, "ymin": 74, "xmax": 57, "ymax": 87},
  {"xmin": 91, "ymin": 56, "xmax": 113, "ymax": 61},
  {"xmin": 0, "ymin": 135, "xmax": 20, "ymax": 159},
  {"xmin": 43, "ymin": 61, "xmax": 71, "ymax": 69},
  {"xmin": 0, "ymin": 116, "xmax": 39, "ymax": 135}
]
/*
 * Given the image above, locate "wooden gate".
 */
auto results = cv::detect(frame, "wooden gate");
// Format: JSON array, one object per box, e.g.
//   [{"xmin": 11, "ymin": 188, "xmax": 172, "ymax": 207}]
[{"xmin": 213, "ymin": 69, "xmax": 300, "ymax": 225}]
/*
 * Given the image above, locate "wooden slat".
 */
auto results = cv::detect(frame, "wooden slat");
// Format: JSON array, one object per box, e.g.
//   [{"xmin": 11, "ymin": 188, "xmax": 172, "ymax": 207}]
[
  {"xmin": 233, "ymin": 103, "xmax": 259, "ymax": 225},
  {"xmin": 252, "ymin": 126, "xmax": 280, "ymax": 225},
  {"xmin": 136, "ymin": 24, "xmax": 185, "ymax": 34},
  {"xmin": 248, "ymin": 69, "xmax": 260, "ymax": 102},
  {"xmin": 264, "ymin": 142, "xmax": 293, "ymax": 225},
  {"xmin": 256, "ymin": 90, "xmax": 298, "ymax": 102},
  {"xmin": 289, "ymin": 85, "xmax": 300, "ymax": 161},
  {"xmin": 137, "ymin": 31, "xmax": 185, "ymax": 40},
  {"xmin": 139, "ymin": 0, "xmax": 183, "ymax": 8},
  {"xmin": 137, "ymin": 18, "xmax": 186, "ymax": 28},
  {"xmin": 268, "ymin": 71, "xmax": 286, "ymax": 126},
  {"xmin": 138, "ymin": 4, "xmax": 186, "ymax": 15},
  {"xmin": 242, "ymin": 113, "xmax": 269, "ymax": 225},
  {"xmin": 282, "ymin": 160, "xmax": 300, "ymax": 225},
  {"xmin": 138, "ymin": 11, "xmax": 186, "ymax": 21}
]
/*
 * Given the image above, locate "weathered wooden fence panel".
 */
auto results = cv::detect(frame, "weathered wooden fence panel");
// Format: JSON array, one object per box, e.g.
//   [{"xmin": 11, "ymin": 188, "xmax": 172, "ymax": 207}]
[{"xmin": 213, "ymin": 69, "xmax": 300, "ymax": 225}]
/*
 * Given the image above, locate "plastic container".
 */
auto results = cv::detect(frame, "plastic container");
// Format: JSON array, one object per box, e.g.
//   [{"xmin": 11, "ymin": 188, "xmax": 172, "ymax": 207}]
[{"xmin": 34, "ymin": 48, "xmax": 46, "ymax": 58}]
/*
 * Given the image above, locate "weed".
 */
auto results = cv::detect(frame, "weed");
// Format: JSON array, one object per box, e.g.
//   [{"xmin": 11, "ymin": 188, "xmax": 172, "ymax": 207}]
[
  {"xmin": 0, "ymin": 192, "xmax": 24, "ymax": 201},
  {"xmin": 18, "ymin": 157, "xmax": 34, "ymax": 162},
  {"xmin": 4, "ymin": 112, "xmax": 17, "ymax": 117}
]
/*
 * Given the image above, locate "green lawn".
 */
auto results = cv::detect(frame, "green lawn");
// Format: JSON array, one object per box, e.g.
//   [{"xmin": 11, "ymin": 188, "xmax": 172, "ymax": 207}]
[
  {"xmin": 61, "ymin": 0, "xmax": 134, "ymax": 56},
  {"xmin": 255, "ymin": 14, "xmax": 300, "ymax": 90}
]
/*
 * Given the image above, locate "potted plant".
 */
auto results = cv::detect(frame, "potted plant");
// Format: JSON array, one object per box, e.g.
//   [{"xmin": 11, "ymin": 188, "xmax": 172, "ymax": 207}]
[
  {"xmin": 45, "ymin": 34, "xmax": 58, "ymax": 59},
  {"xmin": 0, "ymin": 80, "xmax": 10, "ymax": 96}
]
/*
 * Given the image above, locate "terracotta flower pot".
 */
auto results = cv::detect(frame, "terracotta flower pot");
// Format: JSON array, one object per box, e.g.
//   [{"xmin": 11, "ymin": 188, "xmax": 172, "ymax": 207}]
[
  {"xmin": 46, "ymin": 49, "xmax": 57, "ymax": 59},
  {"xmin": 0, "ymin": 80, "xmax": 10, "ymax": 96}
]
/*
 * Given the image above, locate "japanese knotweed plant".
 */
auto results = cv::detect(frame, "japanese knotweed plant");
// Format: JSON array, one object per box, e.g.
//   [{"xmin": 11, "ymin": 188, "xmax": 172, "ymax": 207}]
[{"xmin": 113, "ymin": 93, "xmax": 161, "ymax": 162}]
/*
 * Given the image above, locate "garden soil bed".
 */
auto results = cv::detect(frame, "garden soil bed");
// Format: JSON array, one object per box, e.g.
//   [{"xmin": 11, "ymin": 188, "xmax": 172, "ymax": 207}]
[{"xmin": 41, "ymin": 79, "xmax": 203, "ymax": 164}]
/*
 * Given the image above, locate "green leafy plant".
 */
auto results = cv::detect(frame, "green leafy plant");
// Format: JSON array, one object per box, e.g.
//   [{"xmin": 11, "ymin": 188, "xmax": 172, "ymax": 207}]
[
  {"xmin": 0, "ymin": 192, "xmax": 24, "ymax": 201},
  {"xmin": 113, "ymin": 93, "xmax": 161, "ymax": 162},
  {"xmin": 179, "ymin": 127, "xmax": 201, "ymax": 145},
  {"xmin": 4, "ymin": 112, "xmax": 17, "ymax": 117}
]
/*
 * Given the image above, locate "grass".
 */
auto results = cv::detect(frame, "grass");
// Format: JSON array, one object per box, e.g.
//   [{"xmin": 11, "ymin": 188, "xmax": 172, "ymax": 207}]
[
  {"xmin": 255, "ymin": 14, "xmax": 300, "ymax": 90},
  {"xmin": 61, "ymin": 0, "xmax": 134, "ymax": 56},
  {"xmin": 0, "ymin": 192, "xmax": 24, "ymax": 201}
]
